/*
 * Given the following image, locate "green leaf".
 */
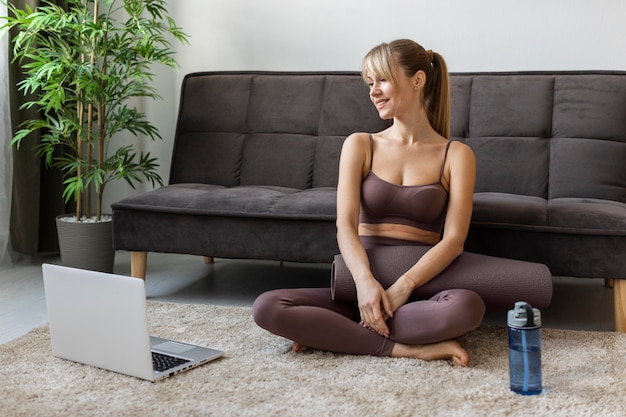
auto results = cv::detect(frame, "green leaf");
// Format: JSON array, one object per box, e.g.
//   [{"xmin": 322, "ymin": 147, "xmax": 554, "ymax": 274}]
[{"xmin": 6, "ymin": 0, "xmax": 186, "ymax": 211}]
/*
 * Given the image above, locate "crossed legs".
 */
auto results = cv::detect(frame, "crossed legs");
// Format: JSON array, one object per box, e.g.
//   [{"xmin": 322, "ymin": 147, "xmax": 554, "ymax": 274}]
[{"xmin": 252, "ymin": 287, "xmax": 485, "ymax": 365}]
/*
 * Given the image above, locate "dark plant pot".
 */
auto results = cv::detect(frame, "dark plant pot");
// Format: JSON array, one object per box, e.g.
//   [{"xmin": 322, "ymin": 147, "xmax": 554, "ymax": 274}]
[{"xmin": 55, "ymin": 214, "xmax": 115, "ymax": 273}]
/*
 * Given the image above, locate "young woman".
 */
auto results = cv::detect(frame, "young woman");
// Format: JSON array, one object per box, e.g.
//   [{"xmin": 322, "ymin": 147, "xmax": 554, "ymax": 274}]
[{"xmin": 252, "ymin": 39, "xmax": 485, "ymax": 367}]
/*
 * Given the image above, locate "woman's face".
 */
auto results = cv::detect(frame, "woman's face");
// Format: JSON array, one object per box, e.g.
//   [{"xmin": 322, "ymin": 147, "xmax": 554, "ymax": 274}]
[{"xmin": 366, "ymin": 68, "xmax": 417, "ymax": 120}]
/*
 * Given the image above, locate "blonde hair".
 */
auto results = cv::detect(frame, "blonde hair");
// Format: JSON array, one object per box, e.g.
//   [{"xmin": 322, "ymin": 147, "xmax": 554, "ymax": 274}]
[{"xmin": 362, "ymin": 39, "xmax": 451, "ymax": 139}]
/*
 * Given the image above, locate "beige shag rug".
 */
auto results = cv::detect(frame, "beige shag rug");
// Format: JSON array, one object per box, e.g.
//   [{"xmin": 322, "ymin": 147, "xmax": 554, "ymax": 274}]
[{"xmin": 2, "ymin": 301, "xmax": 626, "ymax": 417}]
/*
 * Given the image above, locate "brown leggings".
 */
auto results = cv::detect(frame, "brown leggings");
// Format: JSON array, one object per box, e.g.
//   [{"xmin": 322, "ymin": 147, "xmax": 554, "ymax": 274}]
[{"xmin": 252, "ymin": 237, "xmax": 486, "ymax": 357}]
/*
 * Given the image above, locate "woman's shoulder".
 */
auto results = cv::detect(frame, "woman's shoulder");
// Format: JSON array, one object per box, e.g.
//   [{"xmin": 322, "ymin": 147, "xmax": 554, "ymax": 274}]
[
  {"xmin": 446, "ymin": 140, "xmax": 476, "ymax": 175},
  {"xmin": 448, "ymin": 139, "xmax": 475, "ymax": 159},
  {"xmin": 345, "ymin": 132, "xmax": 372, "ymax": 142},
  {"xmin": 343, "ymin": 132, "xmax": 373, "ymax": 151},
  {"xmin": 344, "ymin": 129, "xmax": 393, "ymax": 147}
]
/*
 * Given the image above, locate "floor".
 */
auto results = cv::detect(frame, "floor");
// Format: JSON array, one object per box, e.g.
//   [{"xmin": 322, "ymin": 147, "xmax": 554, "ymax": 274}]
[{"xmin": 0, "ymin": 251, "xmax": 617, "ymax": 345}]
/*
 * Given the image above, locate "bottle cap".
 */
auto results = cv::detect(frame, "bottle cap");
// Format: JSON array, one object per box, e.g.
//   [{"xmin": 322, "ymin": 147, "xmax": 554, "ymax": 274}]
[{"xmin": 507, "ymin": 301, "xmax": 541, "ymax": 329}]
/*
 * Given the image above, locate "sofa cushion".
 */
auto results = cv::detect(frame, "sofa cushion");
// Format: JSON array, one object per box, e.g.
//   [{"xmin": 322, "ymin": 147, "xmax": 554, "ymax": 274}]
[
  {"xmin": 113, "ymin": 184, "xmax": 336, "ymax": 221},
  {"xmin": 471, "ymin": 193, "xmax": 626, "ymax": 235},
  {"xmin": 177, "ymin": 74, "xmax": 252, "ymax": 134},
  {"xmin": 549, "ymin": 138, "xmax": 626, "ymax": 203},
  {"xmin": 272, "ymin": 187, "xmax": 336, "ymax": 218},
  {"xmin": 170, "ymin": 132, "xmax": 244, "ymax": 186},
  {"xmin": 240, "ymin": 134, "xmax": 317, "ymax": 189},
  {"xmin": 312, "ymin": 136, "xmax": 344, "ymax": 188},
  {"xmin": 468, "ymin": 75, "xmax": 554, "ymax": 138},
  {"xmin": 471, "ymin": 193, "xmax": 547, "ymax": 227},
  {"xmin": 467, "ymin": 137, "xmax": 549, "ymax": 197},
  {"xmin": 246, "ymin": 75, "xmax": 324, "ymax": 135},
  {"xmin": 547, "ymin": 198, "xmax": 626, "ymax": 234},
  {"xmin": 552, "ymin": 75, "xmax": 626, "ymax": 141}
]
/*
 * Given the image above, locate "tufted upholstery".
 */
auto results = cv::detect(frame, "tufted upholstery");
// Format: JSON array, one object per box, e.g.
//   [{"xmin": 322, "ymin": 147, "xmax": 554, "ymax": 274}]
[
  {"xmin": 112, "ymin": 71, "xmax": 626, "ymax": 280},
  {"xmin": 112, "ymin": 72, "xmax": 389, "ymax": 263},
  {"xmin": 449, "ymin": 72, "xmax": 626, "ymax": 279}
]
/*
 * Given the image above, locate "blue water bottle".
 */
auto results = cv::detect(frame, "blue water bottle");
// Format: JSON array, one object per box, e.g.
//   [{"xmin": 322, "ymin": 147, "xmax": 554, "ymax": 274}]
[{"xmin": 508, "ymin": 301, "xmax": 542, "ymax": 395}]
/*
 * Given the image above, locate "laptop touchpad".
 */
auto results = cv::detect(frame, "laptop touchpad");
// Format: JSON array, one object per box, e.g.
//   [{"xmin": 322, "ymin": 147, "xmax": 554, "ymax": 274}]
[{"xmin": 153, "ymin": 341, "xmax": 194, "ymax": 354}]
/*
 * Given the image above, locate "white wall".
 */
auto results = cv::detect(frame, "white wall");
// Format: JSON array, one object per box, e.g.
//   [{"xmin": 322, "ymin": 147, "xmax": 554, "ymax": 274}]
[
  {"xmin": 172, "ymin": 0, "xmax": 626, "ymax": 74},
  {"xmin": 103, "ymin": 0, "xmax": 626, "ymax": 209}
]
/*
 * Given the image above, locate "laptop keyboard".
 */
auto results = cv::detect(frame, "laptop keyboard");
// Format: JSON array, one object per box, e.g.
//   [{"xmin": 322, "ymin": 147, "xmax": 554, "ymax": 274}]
[{"xmin": 152, "ymin": 352, "xmax": 190, "ymax": 372}]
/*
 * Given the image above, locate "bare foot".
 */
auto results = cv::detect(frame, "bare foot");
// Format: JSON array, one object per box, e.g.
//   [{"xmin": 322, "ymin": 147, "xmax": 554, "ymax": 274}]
[
  {"xmin": 390, "ymin": 340, "xmax": 469, "ymax": 367},
  {"xmin": 291, "ymin": 342, "xmax": 310, "ymax": 352}
]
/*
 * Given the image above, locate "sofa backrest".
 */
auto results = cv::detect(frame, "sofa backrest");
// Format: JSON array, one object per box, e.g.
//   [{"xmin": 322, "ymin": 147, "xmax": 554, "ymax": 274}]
[
  {"xmin": 170, "ymin": 72, "xmax": 389, "ymax": 190},
  {"xmin": 170, "ymin": 71, "xmax": 626, "ymax": 203},
  {"xmin": 450, "ymin": 72, "xmax": 626, "ymax": 203}
]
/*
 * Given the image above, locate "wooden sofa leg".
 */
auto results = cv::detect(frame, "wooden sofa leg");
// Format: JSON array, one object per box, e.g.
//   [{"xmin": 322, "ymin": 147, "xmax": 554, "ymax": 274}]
[
  {"xmin": 204, "ymin": 256, "xmax": 214, "ymax": 264},
  {"xmin": 131, "ymin": 251, "xmax": 148, "ymax": 280},
  {"xmin": 615, "ymin": 279, "xmax": 626, "ymax": 332}
]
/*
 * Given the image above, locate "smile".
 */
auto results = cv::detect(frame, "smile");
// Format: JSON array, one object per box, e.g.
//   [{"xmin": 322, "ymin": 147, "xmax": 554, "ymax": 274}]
[{"xmin": 374, "ymin": 99, "xmax": 388, "ymax": 109}]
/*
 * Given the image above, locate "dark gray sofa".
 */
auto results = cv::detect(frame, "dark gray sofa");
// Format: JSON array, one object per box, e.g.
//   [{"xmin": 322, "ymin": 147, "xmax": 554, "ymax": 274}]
[{"xmin": 111, "ymin": 71, "xmax": 626, "ymax": 330}]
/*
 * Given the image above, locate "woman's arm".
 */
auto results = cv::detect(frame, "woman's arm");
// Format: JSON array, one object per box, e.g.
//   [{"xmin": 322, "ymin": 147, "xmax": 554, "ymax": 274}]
[
  {"xmin": 386, "ymin": 141, "xmax": 477, "ymax": 311},
  {"xmin": 336, "ymin": 133, "xmax": 393, "ymax": 337}
]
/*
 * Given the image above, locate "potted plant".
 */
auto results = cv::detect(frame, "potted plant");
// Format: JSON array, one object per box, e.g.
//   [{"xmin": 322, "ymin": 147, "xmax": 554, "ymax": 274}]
[{"xmin": 2, "ymin": 0, "xmax": 188, "ymax": 271}]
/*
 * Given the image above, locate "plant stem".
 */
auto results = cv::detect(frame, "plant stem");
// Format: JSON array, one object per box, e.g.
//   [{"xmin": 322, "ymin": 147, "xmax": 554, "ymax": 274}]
[
  {"xmin": 76, "ymin": 86, "xmax": 84, "ymax": 220},
  {"xmin": 97, "ymin": 0, "xmax": 105, "ymax": 221}
]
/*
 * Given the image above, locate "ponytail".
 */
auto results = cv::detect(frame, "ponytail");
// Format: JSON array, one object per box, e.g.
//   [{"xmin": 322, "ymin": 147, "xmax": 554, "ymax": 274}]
[{"xmin": 425, "ymin": 51, "xmax": 451, "ymax": 139}]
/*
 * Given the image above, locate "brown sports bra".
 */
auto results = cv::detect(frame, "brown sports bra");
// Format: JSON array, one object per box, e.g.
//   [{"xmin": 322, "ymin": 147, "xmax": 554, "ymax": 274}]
[{"xmin": 359, "ymin": 137, "xmax": 451, "ymax": 233}]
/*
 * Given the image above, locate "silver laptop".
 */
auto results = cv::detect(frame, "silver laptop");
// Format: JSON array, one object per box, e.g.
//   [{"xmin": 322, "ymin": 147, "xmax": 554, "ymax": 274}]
[{"xmin": 42, "ymin": 263, "xmax": 224, "ymax": 381}]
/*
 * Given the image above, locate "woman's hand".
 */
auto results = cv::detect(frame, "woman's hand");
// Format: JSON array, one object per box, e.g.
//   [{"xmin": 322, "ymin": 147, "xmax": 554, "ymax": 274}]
[
  {"xmin": 384, "ymin": 275, "xmax": 416, "ymax": 318},
  {"xmin": 356, "ymin": 277, "xmax": 393, "ymax": 338}
]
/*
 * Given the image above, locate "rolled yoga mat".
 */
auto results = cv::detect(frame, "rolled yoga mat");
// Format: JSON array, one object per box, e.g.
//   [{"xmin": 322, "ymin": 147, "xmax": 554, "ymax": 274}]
[{"xmin": 331, "ymin": 246, "xmax": 553, "ymax": 310}]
